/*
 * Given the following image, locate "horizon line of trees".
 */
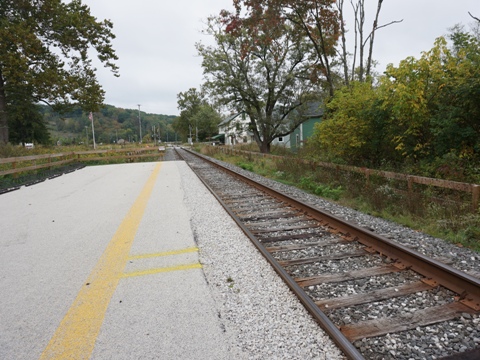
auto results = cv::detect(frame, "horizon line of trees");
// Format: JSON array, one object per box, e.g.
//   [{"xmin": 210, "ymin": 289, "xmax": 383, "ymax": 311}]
[
  {"xmin": 41, "ymin": 104, "xmax": 178, "ymax": 146},
  {"xmin": 3, "ymin": 0, "xmax": 479, "ymax": 178}
]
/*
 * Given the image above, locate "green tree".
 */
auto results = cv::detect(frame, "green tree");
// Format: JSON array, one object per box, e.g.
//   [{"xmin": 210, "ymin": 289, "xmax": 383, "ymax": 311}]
[
  {"xmin": 192, "ymin": 104, "xmax": 222, "ymax": 141},
  {"xmin": 173, "ymin": 88, "xmax": 221, "ymax": 142},
  {"xmin": 312, "ymin": 29, "xmax": 480, "ymax": 168},
  {"xmin": 173, "ymin": 88, "xmax": 204, "ymax": 140},
  {"xmin": 8, "ymin": 97, "xmax": 51, "ymax": 145},
  {"xmin": 0, "ymin": 0, "xmax": 119, "ymax": 143},
  {"xmin": 309, "ymin": 81, "xmax": 392, "ymax": 164},
  {"xmin": 431, "ymin": 28, "xmax": 480, "ymax": 160},
  {"xmin": 379, "ymin": 35, "xmax": 480, "ymax": 161}
]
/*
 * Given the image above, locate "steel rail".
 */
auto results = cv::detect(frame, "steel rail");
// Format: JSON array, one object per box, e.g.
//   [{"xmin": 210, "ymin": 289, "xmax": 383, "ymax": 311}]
[
  {"xmin": 179, "ymin": 148, "xmax": 480, "ymax": 358},
  {"xmin": 182, "ymin": 148, "xmax": 480, "ymax": 310},
  {"xmin": 178, "ymin": 148, "xmax": 365, "ymax": 360}
]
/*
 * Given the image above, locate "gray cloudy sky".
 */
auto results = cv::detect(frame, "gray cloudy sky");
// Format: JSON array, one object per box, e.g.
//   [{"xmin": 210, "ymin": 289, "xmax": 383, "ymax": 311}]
[{"xmin": 83, "ymin": 0, "xmax": 479, "ymax": 116}]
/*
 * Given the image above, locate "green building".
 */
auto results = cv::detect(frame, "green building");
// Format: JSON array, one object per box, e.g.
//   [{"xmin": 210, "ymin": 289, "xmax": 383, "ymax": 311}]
[{"xmin": 289, "ymin": 102, "xmax": 323, "ymax": 152}]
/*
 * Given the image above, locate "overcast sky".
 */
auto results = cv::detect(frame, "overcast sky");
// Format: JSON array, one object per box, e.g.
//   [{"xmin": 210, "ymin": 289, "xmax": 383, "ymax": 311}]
[{"xmin": 82, "ymin": 0, "xmax": 479, "ymax": 116}]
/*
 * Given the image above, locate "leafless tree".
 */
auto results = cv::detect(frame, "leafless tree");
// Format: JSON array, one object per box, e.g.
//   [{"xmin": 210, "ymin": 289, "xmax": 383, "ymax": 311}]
[{"xmin": 337, "ymin": 0, "xmax": 403, "ymax": 84}]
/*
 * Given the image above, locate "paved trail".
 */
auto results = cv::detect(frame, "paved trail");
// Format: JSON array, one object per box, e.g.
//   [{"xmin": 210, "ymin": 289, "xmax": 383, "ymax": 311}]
[{"xmin": 0, "ymin": 161, "xmax": 231, "ymax": 360}]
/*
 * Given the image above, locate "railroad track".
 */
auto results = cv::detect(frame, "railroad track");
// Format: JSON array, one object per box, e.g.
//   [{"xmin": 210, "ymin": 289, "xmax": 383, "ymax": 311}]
[{"xmin": 176, "ymin": 147, "xmax": 480, "ymax": 360}]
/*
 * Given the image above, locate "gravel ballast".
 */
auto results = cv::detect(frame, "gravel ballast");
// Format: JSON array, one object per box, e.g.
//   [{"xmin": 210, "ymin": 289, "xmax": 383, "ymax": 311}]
[
  {"xmin": 178, "ymin": 160, "xmax": 346, "ymax": 359},
  {"xmin": 176, "ymin": 151, "xmax": 480, "ymax": 360}
]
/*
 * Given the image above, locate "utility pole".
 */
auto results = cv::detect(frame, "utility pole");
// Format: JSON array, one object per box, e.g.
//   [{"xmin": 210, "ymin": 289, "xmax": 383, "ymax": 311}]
[
  {"xmin": 89, "ymin": 112, "xmax": 96, "ymax": 149},
  {"xmin": 137, "ymin": 104, "xmax": 142, "ymax": 143}
]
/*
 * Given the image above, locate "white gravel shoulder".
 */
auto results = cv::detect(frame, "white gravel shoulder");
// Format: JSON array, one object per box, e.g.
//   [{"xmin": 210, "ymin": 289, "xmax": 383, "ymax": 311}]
[{"xmin": 177, "ymin": 161, "xmax": 346, "ymax": 360}]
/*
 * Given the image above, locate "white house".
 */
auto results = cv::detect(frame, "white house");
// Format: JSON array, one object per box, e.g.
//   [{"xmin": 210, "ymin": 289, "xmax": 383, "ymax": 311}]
[
  {"xmin": 271, "ymin": 135, "xmax": 290, "ymax": 148},
  {"xmin": 218, "ymin": 112, "xmax": 254, "ymax": 145}
]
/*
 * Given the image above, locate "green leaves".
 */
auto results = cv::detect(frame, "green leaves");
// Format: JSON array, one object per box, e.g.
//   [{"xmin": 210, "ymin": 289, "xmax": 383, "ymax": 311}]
[
  {"xmin": 173, "ymin": 88, "xmax": 222, "ymax": 142},
  {"xmin": 0, "ymin": 0, "xmax": 119, "ymax": 143},
  {"xmin": 380, "ymin": 34, "xmax": 480, "ymax": 160},
  {"xmin": 310, "ymin": 81, "xmax": 380, "ymax": 162},
  {"xmin": 310, "ymin": 28, "xmax": 480, "ymax": 168}
]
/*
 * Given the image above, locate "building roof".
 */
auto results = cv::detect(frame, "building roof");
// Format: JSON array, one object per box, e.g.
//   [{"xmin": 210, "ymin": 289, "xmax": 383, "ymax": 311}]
[
  {"xmin": 303, "ymin": 101, "xmax": 324, "ymax": 118},
  {"xmin": 218, "ymin": 113, "xmax": 244, "ymax": 127}
]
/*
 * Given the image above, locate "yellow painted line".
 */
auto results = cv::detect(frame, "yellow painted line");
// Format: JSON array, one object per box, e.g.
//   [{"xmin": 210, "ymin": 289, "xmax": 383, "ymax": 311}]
[
  {"xmin": 40, "ymin": 163, "xmax": 162, "ymax": 360},
  {"xmin": 121, "ymin": 263, "xmax": 203, "ymax": 278},
  {"xmin": 128, "ymin": 246, "xmax": 198, "ymax": 260}
]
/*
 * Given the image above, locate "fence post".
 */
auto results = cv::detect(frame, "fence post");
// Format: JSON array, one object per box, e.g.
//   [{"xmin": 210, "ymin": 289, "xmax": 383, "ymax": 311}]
[
  {"xmin": 472, "ymin": 185, "xmax": 480, "ymax": 211},
  {"xmin": 407, "ymin": 176, "xmax": 414, "ymax": 194},
  {"xmin": 364, "ymin": 168, "xmax": 371, "ymax": 187},
  {"xmin": 12, "ymin": 161, "xmax": 17, "ymax": 179}
]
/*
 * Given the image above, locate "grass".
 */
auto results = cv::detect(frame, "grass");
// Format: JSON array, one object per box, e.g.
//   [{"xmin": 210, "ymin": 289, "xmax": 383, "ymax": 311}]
[
  {"xmin": 0, "ymin": 142, "xmax": 149, "ymax": 158},
  {"xmin": 0, "ymin": 142, "xmax": 161, "ymax": 190},
  {"xmin": 201, "ymin": 145, "xmax": 480, "ymax": 253}
]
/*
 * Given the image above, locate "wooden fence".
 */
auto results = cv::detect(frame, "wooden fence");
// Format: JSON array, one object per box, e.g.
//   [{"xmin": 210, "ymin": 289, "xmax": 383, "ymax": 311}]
[
  {"xmin": 0, "ymin": 148, "xmax": 162, "ymax": 177},
  {"xmin": 214, "ymin": 147, "xmax": 480, "ymax": 211}
]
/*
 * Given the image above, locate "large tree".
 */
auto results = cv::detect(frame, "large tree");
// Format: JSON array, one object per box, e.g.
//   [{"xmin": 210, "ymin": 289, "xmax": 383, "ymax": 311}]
[
  {"xmin": 173, "ymin": 88, "xmax": 222, "ymax": 142},
  {"xmin": 197, "ymin": 8, "xmax": 320, "ymax": 153},
  {"xmin": 231, "ymin": 0, "xmax": 340, "ymax": 96},
  {"xmin": 0, "ymin": 0, "xmax": 119, "ymax": 143}
]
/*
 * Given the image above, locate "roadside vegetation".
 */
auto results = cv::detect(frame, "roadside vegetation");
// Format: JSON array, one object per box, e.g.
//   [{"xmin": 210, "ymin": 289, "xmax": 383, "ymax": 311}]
[{"xmin": 198, "ymin": 144, "xmax": 480, "ymax": 253}]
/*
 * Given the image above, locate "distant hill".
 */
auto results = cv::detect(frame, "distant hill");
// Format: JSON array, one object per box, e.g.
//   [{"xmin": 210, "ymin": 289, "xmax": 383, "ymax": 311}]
[{"xmin": 41, "ymin": 104, "xmax": 178, "ymax": 145}]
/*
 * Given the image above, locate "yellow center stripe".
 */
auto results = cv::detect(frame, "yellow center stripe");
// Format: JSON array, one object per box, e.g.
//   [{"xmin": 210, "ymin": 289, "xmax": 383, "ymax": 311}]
[
  {"xmin": 39, "ymin": 163, "xmax": 162, "ymax": 360},
  {"xmin": 128, "ymin": 246, "xmax": 199, "ymax": 260},
  {"xmin": 121, "ymin": 263, "xmax": 203, "ymax": 278}
]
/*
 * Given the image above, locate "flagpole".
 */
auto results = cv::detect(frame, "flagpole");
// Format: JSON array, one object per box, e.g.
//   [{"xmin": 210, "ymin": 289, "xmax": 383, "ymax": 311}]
[{"xmin": 89, "ymin": 112, "xmax": 96, "ymax": 150}]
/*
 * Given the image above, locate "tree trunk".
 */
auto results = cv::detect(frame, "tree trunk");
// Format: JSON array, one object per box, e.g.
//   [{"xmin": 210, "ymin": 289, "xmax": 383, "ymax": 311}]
[
  {"xmin": 260, "ymin": 140, "xmax": 270, "ymax": 154},
  {"xmin": 0, "ymin": 69, "xmax": 9, "ymax": 144},
  {"xmin": 357, "ymin": 0, "xmax": 366, "ymax": 82},
  {"xmin": 337, "ymin": 0, "xmax": 349, "ymax": 86},
  {"xmin": 366, "ymin": 0, "xmax": 383, "ymax": 79}
]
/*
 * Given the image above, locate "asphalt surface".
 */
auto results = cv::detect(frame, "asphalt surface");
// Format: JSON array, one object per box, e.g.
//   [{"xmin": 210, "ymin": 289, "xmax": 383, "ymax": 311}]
[{"xmin": 0, "ymin": 161, "xmax": 232, "ymax": 360}]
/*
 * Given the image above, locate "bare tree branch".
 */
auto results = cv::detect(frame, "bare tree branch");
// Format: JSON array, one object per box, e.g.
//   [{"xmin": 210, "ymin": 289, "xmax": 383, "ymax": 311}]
[
  {"xmin": 362, "ymin": 19, "xmax": 404, "ymax": 47},
  {"xmin": 375, "ymin": 19, "xmax": 404, "ymax": 32},
  {"xmin": 469, "ymin": 11, "xmax": 480, "ymax": 23}
]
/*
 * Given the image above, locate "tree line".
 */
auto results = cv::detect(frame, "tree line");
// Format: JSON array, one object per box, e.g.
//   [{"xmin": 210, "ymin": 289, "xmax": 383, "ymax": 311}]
[
  {"xmin": 179, "ymin": 0, "xmax": 411, "ymax": 153},
  {"xmin": 40, "ymin": 104, "xmax": 177, "ymax": 146}
]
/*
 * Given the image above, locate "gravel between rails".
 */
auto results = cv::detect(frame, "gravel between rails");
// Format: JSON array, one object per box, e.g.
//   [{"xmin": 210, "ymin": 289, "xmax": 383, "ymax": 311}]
[
  {"xmin": 178, "ymin": 160, "xmax": 346, "ymax": 360},
  {"xmin": 177, "ymin": 150, "xmax": 480, "ymax": 359}
]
